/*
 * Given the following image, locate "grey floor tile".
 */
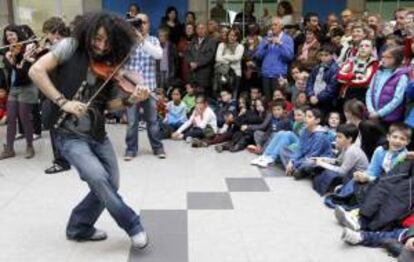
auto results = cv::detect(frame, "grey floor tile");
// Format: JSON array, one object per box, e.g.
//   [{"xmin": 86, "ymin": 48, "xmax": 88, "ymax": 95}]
[
  {"xmin": 226, "ymin": 178, "xmax": 270, "ymax": 192},
  {"xmin": 187, "ymin": 192, "xmax": 233, "ymax": 210},
  {"xmin": 260, "ymin": 166, "xmax": 286, "ymax": 177},
  {"xmin": 129, "ymin": 210, "xmax": 188, "ymax": 262}
]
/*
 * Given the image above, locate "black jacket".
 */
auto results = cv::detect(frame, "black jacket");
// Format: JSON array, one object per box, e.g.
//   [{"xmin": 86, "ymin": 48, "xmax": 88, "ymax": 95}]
[
  {"xmin": 359, "ymin": 160, "xmax": 414, "ymax": 231},
  {"xmin": 186, "ymin": 36, "xmax": 217, "ymax": 88}
]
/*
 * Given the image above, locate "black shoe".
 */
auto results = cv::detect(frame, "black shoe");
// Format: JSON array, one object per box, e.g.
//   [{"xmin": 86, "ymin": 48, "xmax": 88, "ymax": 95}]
[
  {"xmin": 155, "ymin": 148, "xmax": 166, "ymax": 159},
  {"xmin": 67, "ymin": 229, "xmax": 108, "ymax": 242},
  {"xmin": 229, "ymin": 143, "xmax": 244, "ymax": 152},
  {"xmin": 45, "ymin": 163, "xmax": 70, "ymax": 174},
  {"xmin": 192, "ymin": 138, "xmax": 202, "ymax": 148},
  {"xmin": 293, "ymin": 169, "xmax": 307, "ymax": 180},
  {"xmin": 382, "ymin": 239, "xmax": 403, "ymax": 257},
  {"xmin": 214, "ymin": 145, "xmax": 224, "ymax": 153}
]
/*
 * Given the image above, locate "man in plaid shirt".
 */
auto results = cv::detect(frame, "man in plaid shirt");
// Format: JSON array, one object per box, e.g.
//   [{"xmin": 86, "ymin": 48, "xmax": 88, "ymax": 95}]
[{"xmin": 124, "ymin": 13, "xmax": 166, "ymax": 160}]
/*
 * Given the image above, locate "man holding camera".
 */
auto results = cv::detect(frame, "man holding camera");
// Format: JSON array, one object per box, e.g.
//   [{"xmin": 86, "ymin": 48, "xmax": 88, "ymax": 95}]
[{"xmin": 124, "ymin": 13, "xmax": 166, "ymax": 161}]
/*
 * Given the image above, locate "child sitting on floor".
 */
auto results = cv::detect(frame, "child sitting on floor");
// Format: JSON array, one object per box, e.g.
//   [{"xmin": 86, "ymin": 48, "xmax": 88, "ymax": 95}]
[
  {"xmin": 172, "ymin": 94, "xmax": 217, "ymax": 142},
  {"xmin": 250, "ymin": 106, "xmax": 306, "ymax": 168},
  {"xmin": 246, "ymin": 99, "xmax": 291, "ymax": 154},
  {"xmin": 162, "ymin": 87, "xmax": 188, "ymax": 138},
  {"xmin": 312, "ymin": 123, "xmax": 369, "ymax": 195},
  {"xmin": 333, "ymin": 123, "xmax": 411, "ymax": 235},
  {"xmin": 283, "ymin": 108, "xmax": 333, "ymax": 179}
]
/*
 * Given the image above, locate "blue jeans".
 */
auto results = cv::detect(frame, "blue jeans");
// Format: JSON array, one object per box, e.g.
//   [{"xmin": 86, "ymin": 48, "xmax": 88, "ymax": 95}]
[
  {"xmin": 55, "ymin": 133, "xmax": 144, "ymax": 238},
  {"xmin": 263, "ymin": 131, "xmax": 298, "ymax": 161},
  {"xmin": 361, "ymin": 228, "xmax": 407, "ymax": 247},
  {"xmin": 125, "ymin": 98, "xmax": 163, "ymax": 156}
]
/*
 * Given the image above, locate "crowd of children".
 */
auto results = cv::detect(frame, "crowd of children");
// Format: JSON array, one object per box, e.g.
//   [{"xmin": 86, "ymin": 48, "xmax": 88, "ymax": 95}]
[{"xmin": 2, "ymin": 2, "xmax": 414, "ymax": 259}]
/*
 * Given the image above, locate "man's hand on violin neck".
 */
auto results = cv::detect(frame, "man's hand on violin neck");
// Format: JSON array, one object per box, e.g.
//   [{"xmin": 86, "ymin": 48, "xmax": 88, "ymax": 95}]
[{"xmin": 62, "ymin": 100, "xmax": 88, "ymax": 118}]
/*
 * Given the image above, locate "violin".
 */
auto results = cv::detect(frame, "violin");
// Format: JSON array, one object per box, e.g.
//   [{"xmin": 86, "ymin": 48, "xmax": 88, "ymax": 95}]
[{"xmin": 90, "ymin": 61, "xmax": 157, "ymax": 101}]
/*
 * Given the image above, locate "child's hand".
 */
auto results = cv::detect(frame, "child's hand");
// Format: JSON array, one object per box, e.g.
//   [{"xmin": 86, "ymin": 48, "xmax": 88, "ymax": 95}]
[
  {"xmin": 278, "ymin": 77, "xmax": 288, "ymax": 88},
  {"xmin": 314, "ymin": 158, "xmax": 324, "ymax": 167},
  {"xmin": 353, "ymin": 171, "xmax": 370, "ymax": 183},
  {"xmin": 369, "ymin": 112, "xmax": 379, "ymax": 119},
  {"xmin": 405, "ymin": 238, "xmax": 414, "ymax": 252},
  {"xmin": 241, "ymin": 125, "xmax": 248, "ymax": 132},
  {"xmin": 171, "ymin": 132, "xmax": 180, "ymax": 139},
  {"xmin": 285, "ymin": 161, "xmax": 294, "ymax": 176},
  {"xmin": 406, "ymin": 152, "xmax": 414, "ymax": 160},
  {"xmin": 310, "ymin": 96, "xmax": 318, "ymax": 105}
]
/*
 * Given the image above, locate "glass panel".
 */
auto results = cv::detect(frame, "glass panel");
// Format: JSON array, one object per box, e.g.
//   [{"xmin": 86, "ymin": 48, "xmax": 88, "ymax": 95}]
[
  {"xmin": 13, "ymin": 0, "xmax": 58, "ymax": 34},
  {"xmin": 208, "ymin": 0, "xmax": 278, "ymax": 37},
  {"xmin": 366, "ymin": 0, "xmax": 414, "ymax": 21},
  {"xmin": 12, "ymin": 0, "xmax": 83, "ymax": 35},
  {"xmin": 61, "ymin": 0, "xmax": 83, "ymax": 23}
]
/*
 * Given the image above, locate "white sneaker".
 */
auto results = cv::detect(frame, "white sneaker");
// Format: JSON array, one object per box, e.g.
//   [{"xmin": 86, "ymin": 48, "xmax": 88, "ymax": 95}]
[
  {"xmin": 335, "ymin": 206, "xmax": 361, "ymax": 231},
  {"xmin": 185, "ymin": 137, "xmax": 193, "ymax": 144},
  {"xmin": 250, "ymin": 156, "xmax": 265, "ymax": 166},
  {"xmin": 131, "ymin": 231, "xmax": 149, "ymax": 249},
  {"xmin": 341, "ymin": 228, "xmax": 363, "ymax": 245},
  {"xmin": 256, "ymin": 156, "xmax": 274, "ymax": 168}
]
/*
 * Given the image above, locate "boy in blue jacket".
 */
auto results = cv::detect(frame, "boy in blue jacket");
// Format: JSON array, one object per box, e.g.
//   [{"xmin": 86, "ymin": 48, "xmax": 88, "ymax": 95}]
[
  {"xmin": 283, "ymin": 108, "xmax": 333, "ymax": 179},
  {"xmin": 306, "ymin": 44, "xmax": 339, "ymax": 113}
]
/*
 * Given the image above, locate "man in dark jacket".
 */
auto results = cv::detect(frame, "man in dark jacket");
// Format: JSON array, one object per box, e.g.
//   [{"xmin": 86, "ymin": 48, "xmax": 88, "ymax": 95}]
[
  {"xmin": 186, "ymin": 23, "xmax": 217, "ymax": 97},
  {"xmin": 158, "ymin": 26, "xmax": 179, "ymax": 92}
]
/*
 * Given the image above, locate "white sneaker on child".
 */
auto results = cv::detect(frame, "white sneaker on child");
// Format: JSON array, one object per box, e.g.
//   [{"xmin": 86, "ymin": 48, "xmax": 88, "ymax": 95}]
[
  {"xmin": 341, "ymin": 228, "xmax": 363, "ymax": 245},
  {"xmin": 334, "ymin": 206, "xmax": 361, "ymax": 231},
  {"xmin": 250, "ymin": 156, "xmax": 265, "ymax": 166},
  {"xmin": 256, "ymin": 156, "xmax": 274, "ymax": 168}
]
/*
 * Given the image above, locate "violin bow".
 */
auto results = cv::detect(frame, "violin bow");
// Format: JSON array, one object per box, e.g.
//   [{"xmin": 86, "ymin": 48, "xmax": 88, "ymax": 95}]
[{"xmin": 0, "ymin": 36, "xmax": 41, "ymax": 51}]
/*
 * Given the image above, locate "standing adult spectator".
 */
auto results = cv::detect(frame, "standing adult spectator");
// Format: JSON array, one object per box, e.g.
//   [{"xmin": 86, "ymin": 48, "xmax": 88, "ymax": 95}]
[
  {"xmin": 215, "ymin": 28, "xmax": 244, "ymax": 98},
  {"xmin": 125, "ymin": 13, "xmax": 166, "ymax": 160},
  {"xmin": 254, "ymin": 17, "xmax": 294, "ymax": 102},
  {"xmin": 185, "ymin": 11, "xmax": 196, "ymax": 26},
  {"xmin": 341, "ymin": 9, "xmax": 354, "ymax": 28},
  {"xmin": 157, "ymin": 27, "xmax": 179, "ymax": 92},
  {"xmin": 177, "ymin": 23, "xmax": 196, "ymax": 84},
  {"xmin": 160, "ymin": 6, "xmax": 183, "ymax": 45},
  {"xmin": 126, "ymin": 3, "xmax": 140, "ymax": 19},
  {"xmin": 208, "ymin": 19, "xmax": 221, "ymax": 41},
  {"xmin": 276, "ymin": 1, "xmax": 294, "ymax": 26},
  {"xmin": 394, "ymin": 8, "xmax": 409, "ymax": 37},
  {"xmin": 210, "ymin": 0, "xmax": 230, "ymax": 26},
  {"xmin": 42, "ymin": 17, "xmax": 72, "ymax": 174},
  {"xmin": 186, "ymin": 23, "xmax": 217, "ymax": 97},
  {"xmin": 234, "ymin": 0, "xmax": 257, "ymax": 36}
]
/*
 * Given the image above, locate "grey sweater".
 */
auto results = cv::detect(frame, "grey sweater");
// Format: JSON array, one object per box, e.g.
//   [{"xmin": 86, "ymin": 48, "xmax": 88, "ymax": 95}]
[{"xmin": 318, "ymin": 144, "xmax": 369, "ymax": 176}]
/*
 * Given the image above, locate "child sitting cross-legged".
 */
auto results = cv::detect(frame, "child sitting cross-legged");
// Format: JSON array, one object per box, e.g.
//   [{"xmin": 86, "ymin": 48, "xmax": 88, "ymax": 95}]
[
  {"xmin": 312, "ymin": 123, "xmax": 369, "ymax": 196},
  {"xmin": 282, "ymin": 108, "xmax": 333, "ymax": 179},
  {"xmin": 246, "ymin": 99, "xmax": 291, "ymax": 154},
  {"xmin": 250, "ymin": 106, "xmax": 306, "ymax": 168},
  {"xmin": 161, "ymin": 87, "xmax": 188, "ymax": 138},
  {"xmin": 171, "ymin": 94, "xmax": 217, "ymax": 142}
]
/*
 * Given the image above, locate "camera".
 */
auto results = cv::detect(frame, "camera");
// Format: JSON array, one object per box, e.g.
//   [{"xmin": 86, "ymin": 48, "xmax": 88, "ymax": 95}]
[{"xmin": 129, "ymin": 18, "xmax": 143, "ymax": 30}]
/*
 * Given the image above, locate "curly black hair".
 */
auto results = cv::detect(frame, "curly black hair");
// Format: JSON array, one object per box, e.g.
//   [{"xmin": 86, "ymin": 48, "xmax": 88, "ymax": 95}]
[
  {"xmin": 3, "ymin": 24, "xmax": 26, "ymax": 45},
  {"xmin": 72, "ymin": 12, "xmax": 136, "ymax": 65}
]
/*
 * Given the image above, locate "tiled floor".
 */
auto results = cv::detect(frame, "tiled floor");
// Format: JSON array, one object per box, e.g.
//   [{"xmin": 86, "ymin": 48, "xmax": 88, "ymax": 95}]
[{"xmin": 0, "ymin": 125, "xmax": 393, "ymax": 262}]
